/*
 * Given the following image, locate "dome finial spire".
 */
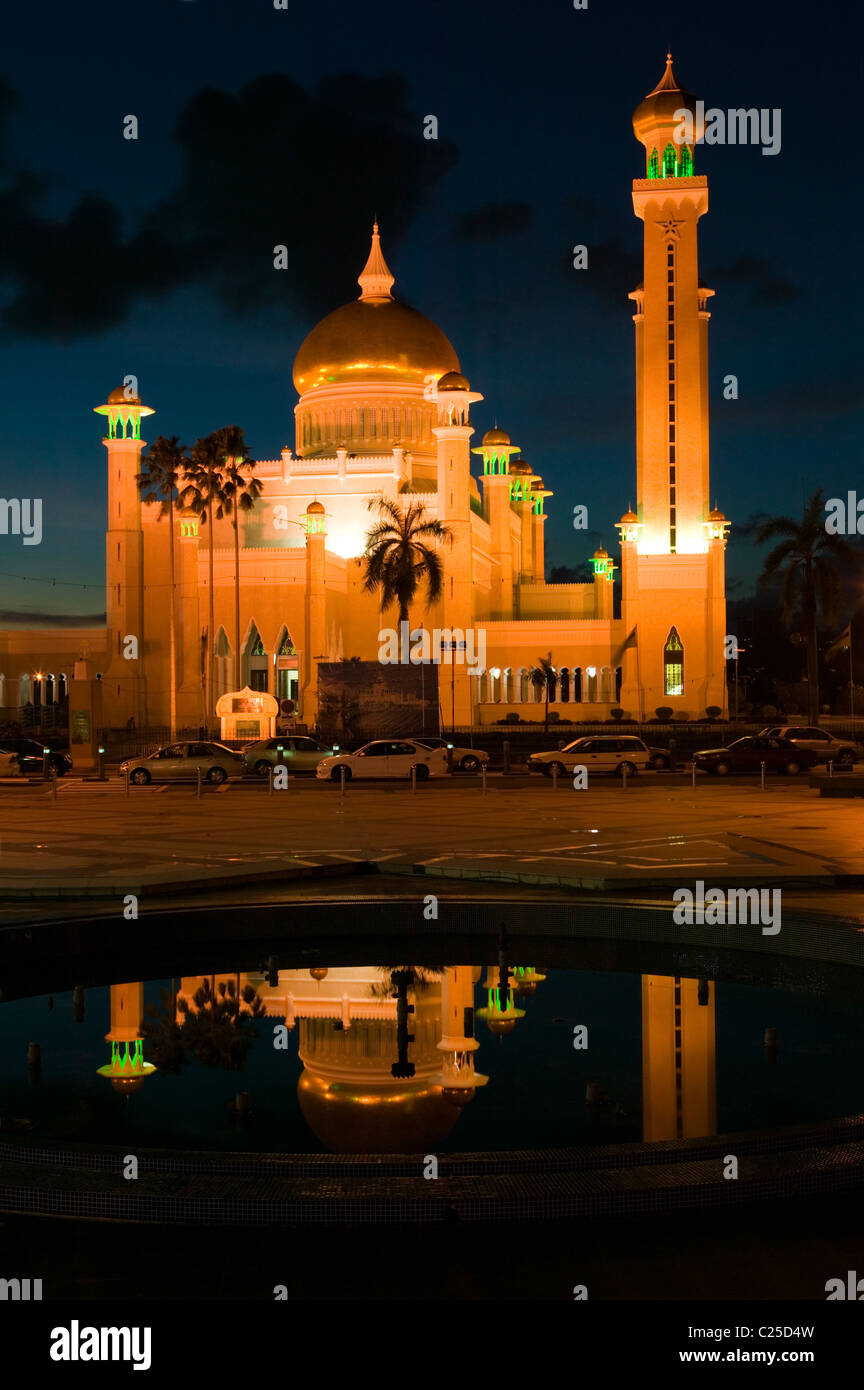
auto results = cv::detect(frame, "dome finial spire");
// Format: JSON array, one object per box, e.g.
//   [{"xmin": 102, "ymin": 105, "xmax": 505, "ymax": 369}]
[{"xmin": 358, "ymin": 221, "xmax": 395, "ymax": 300}]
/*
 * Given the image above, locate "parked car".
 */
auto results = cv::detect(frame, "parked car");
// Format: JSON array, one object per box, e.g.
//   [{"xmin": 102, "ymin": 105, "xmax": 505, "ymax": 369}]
[
  {"xmin": 694, "ymin": 735, "xmax": 818, "ymax": 776},
  {"xmin": 242, "ymin": 735, "xmax": 335, "ymax": 777},
  {"xmin": 410, "ymin": 736, "xmax": 489, "ymax": 773},
  {"xmin": 759, "ymin": 726, "xmax": 859, "ymax": 767},
  {"xmin": 527, "ymin": 735, "xmax": 652, "ymax": 778},
  {"xmin": 0, "ymin": 737, "xmax": 72, "ymax": 776},
  {"xmin": 316, "ymin": 739, "xmax": 449, "ymax": 782},
  {"xmin": 120, "ymin": 741, "xmax": 243, "ymax": 785},
  {"xmin": 0, "ymin": 749, "xmax": 23, "ymax": 777}
]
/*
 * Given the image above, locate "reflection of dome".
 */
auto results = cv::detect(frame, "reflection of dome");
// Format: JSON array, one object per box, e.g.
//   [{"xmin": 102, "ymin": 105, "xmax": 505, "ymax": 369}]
[
  {"xmin": 308, "ymin": 965, "xmax": 328, "ymax": 980},
  {"xmin": 293, "ymin": 225, "xmax": 459, "ymax": 393},
  {"xmin": 297, "ymin": 1072, "xmax": 460, "ymax": 1154},
  {"xmin": 306, "ymin": 501, "xmax": 325, "ymax": 517},
  {"xmin": 486, "ymin": 1017, "xmax": 516, "ymax": 1036},
  {"xmin": 441, "ymin": 1086, "xmax": 476, "ymax": 1107}
]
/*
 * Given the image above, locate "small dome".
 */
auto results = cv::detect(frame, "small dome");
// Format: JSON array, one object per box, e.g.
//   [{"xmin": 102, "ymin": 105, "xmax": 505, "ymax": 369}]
[
  {"xmin": 437, "ymin": 371, "xmax": 470, "ymax": 391},
  {"xmin": 441, "ymin": 1087, "xmax": 476, "ymax": 1108},
  {"xmin": 632, "ymin": 54, "xmax": 701, "ymax": 146},
  {"xmin": 509, "ymin": 460, "xmax": 532, "ymax": 475},
  {"xmin": 482, "ymin": 427, "xmax": 511, "ymax": 446},
  {"xmin": 709, "ymin": 506, "xmax": 726, "ymax": 521},
  {"xmin": 308, "ymin": 966, "xmax": 328, "ymax": 980},
  {"xmin": 593, "ymin": 545, "xmax": 609, "ymax": 559},
  {"xmin": 306, "ymin": 500, "xmax": 325, "ymax": 515},
  {"xmin": 620, "ymin": 508, "xmax": 639, "ymax": 524},
  {"xmin": 486, "ymin": 1017, "xmax": 516, "ymax": 1036},
  {"xmin": 107, "ymin": 385, "xmax": 140, "ymax": 405}
]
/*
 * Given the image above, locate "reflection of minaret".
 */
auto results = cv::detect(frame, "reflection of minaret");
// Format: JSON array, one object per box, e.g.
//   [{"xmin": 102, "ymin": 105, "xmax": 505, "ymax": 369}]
[
  {"xmin": 96, "ymin": 981, "xmax": 156, "ymax": 1095},
  {"xmin": 431, "ymin": 966, "xmax": 488, "ymax": 1106},
  {"xmin": 641, "ymin": 975, "xmax": 716, "ymax": 1141}
]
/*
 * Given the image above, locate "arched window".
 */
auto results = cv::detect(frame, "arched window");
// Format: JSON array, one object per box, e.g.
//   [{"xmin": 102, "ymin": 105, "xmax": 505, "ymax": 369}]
[
  {"xmin": 680, "ymin": 144, "xmax": 693, "ymax": 177},
  {"xmin": 663, "ymin": 627, "xmax": 684, "ymax": 696},
  {"xmin": 662, "ymin": 143, "xmax": 678, "ymax": 178},
  {"xmin": 648, "ymin": 147, "xmax": 660, "ymax": 178}
]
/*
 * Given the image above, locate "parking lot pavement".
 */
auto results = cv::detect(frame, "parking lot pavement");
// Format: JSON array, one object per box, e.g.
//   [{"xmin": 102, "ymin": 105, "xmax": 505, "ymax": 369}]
[{"xmin": 0, "ymin": 772, "xmax": 861, "ymax": 899}]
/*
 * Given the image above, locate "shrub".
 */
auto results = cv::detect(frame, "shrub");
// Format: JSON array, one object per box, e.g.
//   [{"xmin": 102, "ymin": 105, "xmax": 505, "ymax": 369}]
[
  {"xmin": 610, "ymin": 707, "xmax": 624, "ymax": 721},
  {"xmin": 654, "ymin": 707, "xmax": 673, "ymax": 721},
  {"xmin": 705, "ymin": 705, "xmax": 722, "ymax": 720}
]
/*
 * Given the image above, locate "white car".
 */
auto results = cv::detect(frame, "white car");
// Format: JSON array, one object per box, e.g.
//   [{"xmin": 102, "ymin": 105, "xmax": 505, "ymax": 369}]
[
  {"xmin": 527, "ymin": 735, "xmax": 651, "ymax": 778},
  {"xmin": 316, "ymin": 738, "xmax": 449, "ymax": 782},
  {"xmin": 0, "ymin": 750, "xmax": 23, "ymax": 777}
]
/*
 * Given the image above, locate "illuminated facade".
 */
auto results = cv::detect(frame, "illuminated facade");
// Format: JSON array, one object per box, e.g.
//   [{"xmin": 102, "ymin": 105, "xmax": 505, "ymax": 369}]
[{"xmin": 0, "ymin": 59, "xmax": 727, "ymax": 728}]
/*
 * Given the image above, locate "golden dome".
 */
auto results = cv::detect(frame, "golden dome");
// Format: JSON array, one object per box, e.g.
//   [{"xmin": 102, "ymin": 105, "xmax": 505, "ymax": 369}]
[
  {"xmin": 593, "ymin": 545, "xmax": 609, "ymax": 559},
  {"xmin": 437, "ymin": 371, "xmax": 470, "ymax": 391},
  {"xmin": 620, "ymin": 508, "xmax": 639, "ymax": 524},
  {"xmin": 509, "ymin": 459, "xmax": 532, "ymax": 476},
  {"xmin": 293, "ymin": 224, "xmax": 460, "ymax": 393},
  {"xmin": 486, "ymin": 1017, "xmax": 516, "ymax": 1036},
  {"xmin": 709, "ymin": 506, "xmax": 727, "ymax": 521},
  {"xmin": 107, "ymin": 384, "xmax": 141, "ymax": 405},
  {"xmin": 632, "ymin": 53, "xmax": 701, "ymax": 146},
  {"xmin": 306, "ymin": 501, "xmax": 325, "ymax": 517},
  {"xmin": 482, "ymin": 427, "xmax": 511, "ymax": 446}
]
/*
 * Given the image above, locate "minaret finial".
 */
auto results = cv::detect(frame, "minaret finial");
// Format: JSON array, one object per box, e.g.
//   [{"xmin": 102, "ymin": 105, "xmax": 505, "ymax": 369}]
[{"xmin": 358, "ymin": 222, "xmax": 394, "ymax": 300}]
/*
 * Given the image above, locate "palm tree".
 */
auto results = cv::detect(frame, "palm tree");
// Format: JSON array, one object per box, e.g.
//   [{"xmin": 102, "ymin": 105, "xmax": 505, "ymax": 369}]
[
  {"xmin": 137, "ymin": 436, "xmax": 187, "ymax": 738},
  {"xmin": 757, "ymin": 491, "xmax": 857, "ymax": 723},
  {"xmin": 362, "ymin": 496, "xmax": 452, "ymax": 627},
  {"xmin": 530, "ymin": 654, "xmax": 556, "ymax": 733},
  {"xmin": 181, "ymin": 434, "xmax": 228, "ymax": 730},
  {"xmin": 213, "ymin": 427, "xmax": 262, "ymax": 684}
]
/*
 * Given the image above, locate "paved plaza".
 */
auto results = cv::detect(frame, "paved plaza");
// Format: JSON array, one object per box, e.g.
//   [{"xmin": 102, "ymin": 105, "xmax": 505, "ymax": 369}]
[{"xmin": 0, "ymin": 773, "xmax": 861, "ymax": 902}]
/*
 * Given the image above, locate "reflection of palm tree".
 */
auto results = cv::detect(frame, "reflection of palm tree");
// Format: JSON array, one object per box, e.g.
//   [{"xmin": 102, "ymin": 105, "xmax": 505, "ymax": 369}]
[
  {"xmin": 181, "ymin": 435, "xmax": 228, "ymax": 728},
  {"xmin": 143, "ymin": 978, "xmax": 266, "ymax": 1074}
]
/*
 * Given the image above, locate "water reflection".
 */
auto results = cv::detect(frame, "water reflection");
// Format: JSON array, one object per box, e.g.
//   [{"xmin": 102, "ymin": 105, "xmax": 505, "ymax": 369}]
[{"xmin": 78, "ymin": 961, "xmax": 727, "ymax": 1152}]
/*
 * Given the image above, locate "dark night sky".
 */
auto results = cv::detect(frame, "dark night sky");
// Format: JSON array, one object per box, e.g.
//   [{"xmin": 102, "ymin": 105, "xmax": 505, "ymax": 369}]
[{"xmin": 0, "ymin": 0, "xmax": 860, "ymax": 621}]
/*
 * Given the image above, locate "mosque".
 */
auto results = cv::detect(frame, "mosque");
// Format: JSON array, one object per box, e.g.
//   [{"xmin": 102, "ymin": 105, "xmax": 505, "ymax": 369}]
[{"xmin": 0, "ymin": 57, "xmax": 729, "ymax": 735}]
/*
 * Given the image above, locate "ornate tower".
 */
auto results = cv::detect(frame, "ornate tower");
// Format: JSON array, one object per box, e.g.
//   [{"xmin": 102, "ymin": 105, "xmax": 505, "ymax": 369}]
[
  {"xmin": 619, "ymin": 57, "xmax": 729, "ymax": 717},
  {"xmin": 95, "ymin": 384, "xmax": 154, "ymax": 726}
]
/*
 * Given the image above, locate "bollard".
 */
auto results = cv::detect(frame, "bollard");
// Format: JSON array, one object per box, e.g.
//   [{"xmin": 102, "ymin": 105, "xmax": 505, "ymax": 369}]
[
  {"xmin": 622, "ymin": 763, "xmax": 628, "ymax": 791},
  {"xmin": 196, "ymin": 765, "xmax": 202, "ymax": 798},
  {"xmin": 828, "ymin": 759, "xmax": 834, "ymax": 779},
  {"xmin": 552, "ymin": 764, "xmax": 558, "ymax": 792},
  {"xmin": 125, "ymin": 765, "xmax": 130, "ymax": 797},
  {"xmin": 668, "ymin": 737, "xmax": 676, "ymax": 773},
  {"xmin": 503, "ymin": 739, "xmax": 510, "ymax": 775},
  {"xmin": 760, "ymin": 760, "xmax": 766, "ymax": 791},
  {"xmin": 339, "ymin": 764, "xmax": 346, "ymax": 798},
  {"xmin": 446, "ymin": 744, "xmax": 454, "ymax": 774},
  {"xmin": 411, "ymin": 765, "xmax": 417, "ymax": 794},
  {"xmin": 42, "ymin": 747, "xmax": 50, "ymax": 782},
  {"xmin": 268, "ymin": 766, "xmax": 274, "ymax": 796},
  {"xmin": 481, "ymin": 765, "xmax": 487, "ymax": 796},
  {"xmin": 98, "ymin": 746, "xmax": 106, "ymax": 782},
  {"xmin": 52, "ymin": 768, "xmax": 58, "ymax": 800},
  {"xmin": 691, "ymin": 759, "xmax": 696, "ymax": 790}
]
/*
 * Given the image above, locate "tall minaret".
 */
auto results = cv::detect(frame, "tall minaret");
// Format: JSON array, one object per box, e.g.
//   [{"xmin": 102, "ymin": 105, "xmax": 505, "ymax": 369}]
[
  {"xmin": 630, "ymin": 54, "xmax": 712, "ymax": 555},
  {"xmin": 95, "ymin": 383, "xmax": 154, "ymax": 725},
  {"xmin": 618, "ymin": 57, "xmax": 729, "ymax": 717}
]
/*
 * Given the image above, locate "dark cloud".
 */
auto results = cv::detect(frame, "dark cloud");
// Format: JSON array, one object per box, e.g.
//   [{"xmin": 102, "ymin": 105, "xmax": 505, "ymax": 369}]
[
  {"xmin": 729, "ymin": 511, "xmax": 772, "ymax": 540},
  {"xmin": 0, "ymin": 71, "xmax": 459, "ymax": 338},
  {"xmin": 560, "ymin": 235, "xmax": 641, "ymax": 303},
  {"xmin": 452, "ymin": 200, "xmax": 533, "ymax": 242},
  {"xmin": 708, "ymin": 255, "xmax": 804, "ymax": 306},
  {"xmin": 0, "ymin": 610, "xmax": 105, "ymax": 626}
]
